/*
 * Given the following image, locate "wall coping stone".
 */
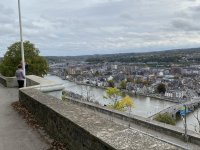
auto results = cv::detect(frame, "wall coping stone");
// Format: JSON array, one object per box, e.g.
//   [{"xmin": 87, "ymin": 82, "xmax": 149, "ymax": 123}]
[
  {"xmin": 0, "ymin": 74, "xmax": 64, "ymax": 92},
  {"xmin": 24, "ymin": 75, "xmax": 64, "ymax": 92}
]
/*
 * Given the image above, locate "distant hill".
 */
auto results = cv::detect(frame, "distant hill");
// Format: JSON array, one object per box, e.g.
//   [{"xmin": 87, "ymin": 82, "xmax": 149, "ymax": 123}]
[
  {"xmin": 85, "ymin": 47, "xmax": 200, "ymax": 64},
  {"xmin": 45, "ymin": 47, "xmax": 200, "ymax": 65}
]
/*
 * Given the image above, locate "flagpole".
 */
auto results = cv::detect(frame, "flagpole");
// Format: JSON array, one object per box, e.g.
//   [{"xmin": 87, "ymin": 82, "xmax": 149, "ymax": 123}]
[{"xmin": 18, "ymin": 0, "xmax": 26, "ymax": 87}]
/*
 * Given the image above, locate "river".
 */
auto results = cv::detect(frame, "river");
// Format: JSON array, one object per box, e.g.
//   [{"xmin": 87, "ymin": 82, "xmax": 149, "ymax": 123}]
[
  {"xmin": 44, "ymin": 75, "xmax": 175, "ymax": 118},
  {"xmin": 45, "ymin": 75, "xmax": 200, "ymax": 132},
  {"xmin": 176, "ymin": 109, "xmax": 200, "ymax": 132}
]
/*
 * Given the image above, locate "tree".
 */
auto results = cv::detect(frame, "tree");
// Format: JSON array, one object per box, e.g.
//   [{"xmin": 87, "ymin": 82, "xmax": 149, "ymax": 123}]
[
  {"xmin": 104, "ymin": 87, "xmax": 121, "ymax": 105},
  {"xmin": 0, "ymin": 41, "xmax": 49, "ymax": 77},
  {"xmin": 94, "ymin": 71, "xmax": 101, "ymax": 77},
  {"xmin": 104, "ymin": 87, "xmax": 134, "ymax": 111},
  {"xmin": 135, "ymin": 79, "xmax": 143, "ymax": 84},
  {"xmin": 114, "ymin": 95, "xmax": 134, "ymax": 111},
  {"xmin": 120, "ymin": 80, "xmax": 127, "ymax": 89},
  {"xmin": 107, "ymin": 79, "xmax": 115, "ymax": 87},
  {"xmin": 127, "ymin": 77, "xmax": 134, "ymax": 82},
  {"xmin": 154, "ymin": 113, "xmax": 176, "ymax": 125},
  {"xmin": 156, "ymin": 83, "xmax": 166, "ymax": 94}
]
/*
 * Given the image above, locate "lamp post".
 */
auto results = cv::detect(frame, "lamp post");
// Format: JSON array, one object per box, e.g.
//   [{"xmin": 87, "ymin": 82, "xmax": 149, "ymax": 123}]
[{"xmin": 17, "ymin": 0, "xmax": 26, "ymax": 86}]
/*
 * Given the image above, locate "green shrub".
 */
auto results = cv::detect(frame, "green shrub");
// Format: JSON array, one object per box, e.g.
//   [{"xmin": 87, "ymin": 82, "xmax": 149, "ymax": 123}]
[
  {"xmin": 154, "ymin": 113, "xmax": 176, "ymax": 125},
  {"xmin": 0, "ymin": 41, "xmax": 48, "ymax": 77}
]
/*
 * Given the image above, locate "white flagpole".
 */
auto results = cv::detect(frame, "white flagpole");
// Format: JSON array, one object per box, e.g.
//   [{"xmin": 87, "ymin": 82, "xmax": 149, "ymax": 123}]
[{"xmin": 17, "ymin": 0, "xmax": 26, "ymax": 87}]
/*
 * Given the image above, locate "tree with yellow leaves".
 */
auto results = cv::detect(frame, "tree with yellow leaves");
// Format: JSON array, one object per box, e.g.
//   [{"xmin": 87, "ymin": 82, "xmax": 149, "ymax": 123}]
[
  {"xmin": 104, "ymin": 87, "xmax": 121, "ymax": 104},
  {"xmin": 104, "ymin": 87, "xmax": 134, "ymax": 111},
  {"xmin": 113, "ymin": 95, "xmax": 134, "ymax": 111}
]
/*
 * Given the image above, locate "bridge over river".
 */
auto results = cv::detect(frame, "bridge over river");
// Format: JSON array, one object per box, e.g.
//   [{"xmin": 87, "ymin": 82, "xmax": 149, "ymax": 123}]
[{"xmin": 149, "ymin": 98, "xmax": 200, "ymax": 119}]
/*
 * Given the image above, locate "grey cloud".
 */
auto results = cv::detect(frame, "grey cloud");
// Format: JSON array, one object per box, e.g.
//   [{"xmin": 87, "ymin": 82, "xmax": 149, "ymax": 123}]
[
  {"xmin": 0, "ymin": 3, "xmax": 15, "ymax": 25},
  {"xmin": 119, "ymin": 13, "xmax": 133, "ymax": 20},
  {"xmin": 189, "ymin": 5, "xmax": 200, "ymax": 12},
  {"xmin": 0, "ymin": 15, "xmax": 14, "ymax": 24},
  {"xmin": 0, "ymin": 4, "xmax": 14, "ymax": 15},
  {"xmin": 171, "ymin": 19, "xmax": 200, "ymax": 31},
  {"xmin": 170, "ymin": 2, "xmax": 200, "ymax": 32},
  {"xmin": 1, "ymin": 0, "xmax": 200, "ymax": 56}
]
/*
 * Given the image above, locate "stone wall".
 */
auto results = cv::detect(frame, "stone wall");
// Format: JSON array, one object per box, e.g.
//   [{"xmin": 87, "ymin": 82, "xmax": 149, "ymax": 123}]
[
  {"xmin": 25, "ymin": 75, "xmax": 64, "ymax": 99},
  {"xmin": 26, "ymin": 77, "xmax": 39, "ymax": 87},
  {"xmin": 0, "ymin": 75, "xmax": 64, "ymax": 99},
  {"xmin": 0, "ymin": 75, "xmax": 18, "ymax": 87},
  {"xmin": 19, "ymin": 88, "xmax": 117, "ymax": 150},
  {"xmin": 0, "ymin": 75, "xmax": 35, "ymax": 88},
  {"xmin": 0, "ymin": 75, "xmax": 7, "ymax": 87},
  {"xmin": 19, "ymin": 88, "xmax": 181, "ymax": 150},
  {"xmin": 65, "ymin": 97, "xmax": 200, "ymax": 146}
]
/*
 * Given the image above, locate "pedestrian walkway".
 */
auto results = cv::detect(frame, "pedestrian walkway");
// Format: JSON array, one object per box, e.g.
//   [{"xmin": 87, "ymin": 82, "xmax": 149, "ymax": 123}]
[{"xmin": 0, "ymin": 84, "xmax": 49, "ymax": 150}]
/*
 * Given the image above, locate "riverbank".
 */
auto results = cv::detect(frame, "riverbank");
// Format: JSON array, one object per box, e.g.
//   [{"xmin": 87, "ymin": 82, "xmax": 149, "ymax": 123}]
[
  {"xmin": 125, "ymin": 92, "xmax": 180, "ymax": 103},
  {"xmin": 143, "ymin": 94, "xmax": 181, "ymax": 103},
  {"xmin": 65, "ymin": 79, "xmax": 181, "ymax": 103},
  {"xmin": 76, "ymin": 82, "xmax": 106, "ymax": 89},
  {"xmin": 46, "ymin": 75, "xmax": 200, "ymax": 132}
]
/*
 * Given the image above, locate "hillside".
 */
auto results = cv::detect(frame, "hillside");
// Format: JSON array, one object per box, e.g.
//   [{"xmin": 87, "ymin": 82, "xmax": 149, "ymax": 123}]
[{"xmin": 45, "ymin": 47, "xmax": 200, "ymax": 65}]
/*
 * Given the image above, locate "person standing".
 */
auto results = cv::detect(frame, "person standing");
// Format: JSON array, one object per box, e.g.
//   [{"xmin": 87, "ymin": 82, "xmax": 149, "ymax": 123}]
[{"xmin": 15, "ymin": 64, "xmax": 25, "ymax": 88}]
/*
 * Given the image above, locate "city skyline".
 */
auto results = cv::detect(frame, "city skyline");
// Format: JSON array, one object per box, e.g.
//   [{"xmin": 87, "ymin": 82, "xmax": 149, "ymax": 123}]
[{"xmin": 1, "ymin": 0, "xmax": 200, "ymax": 56}]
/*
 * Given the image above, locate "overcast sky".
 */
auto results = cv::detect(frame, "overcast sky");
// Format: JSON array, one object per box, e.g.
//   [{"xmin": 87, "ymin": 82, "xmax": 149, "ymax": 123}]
[{"xmin": 1, "ymin": 0, "xmax": 200, "ymax": 56}]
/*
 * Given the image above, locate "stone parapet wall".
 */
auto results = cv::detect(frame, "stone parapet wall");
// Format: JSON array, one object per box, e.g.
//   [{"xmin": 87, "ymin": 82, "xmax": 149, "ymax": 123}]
[
  {"xmin": 0, "ymin": 75, "xmax": 39, "ymax": 88},
  {"xmin": 19, "ymin": 88, "xmax": 180, "ymax": 150},
  {"xmin": 26, "ymin": 75, "xmax": 64, "ymax": 99},
  {"xmin": 65, "ymin": 97, "xmax": 200, "ymax": 146},
  {"xmin": 0, "ymin": 75, "xmax": 18, "ymax": 87},
  {"xmin": 26, "ymin": 77, "xmax": 39, "ymax": 86},
  {"xmin": 0, "ymin": 75, "xmax": 7, "ymax": 87},
  {"xmin": 0, "ymin": 75, "xmax": 64, "ymax": 99},
  {"xmin": 19, "ymin": 88, "xmax": 117, "ymax": 150}
]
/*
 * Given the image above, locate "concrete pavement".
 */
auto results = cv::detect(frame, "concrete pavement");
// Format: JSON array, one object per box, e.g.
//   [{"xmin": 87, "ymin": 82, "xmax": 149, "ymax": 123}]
[{"xmin": 0, "ymin": 84, "xmax": 49, "ymax": 150}]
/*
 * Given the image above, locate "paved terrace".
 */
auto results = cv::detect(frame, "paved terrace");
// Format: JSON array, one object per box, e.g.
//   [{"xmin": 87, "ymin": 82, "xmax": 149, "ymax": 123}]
[{"xmin": 0, "ymin": 84, "xmax": 49, "ymax": 150}]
